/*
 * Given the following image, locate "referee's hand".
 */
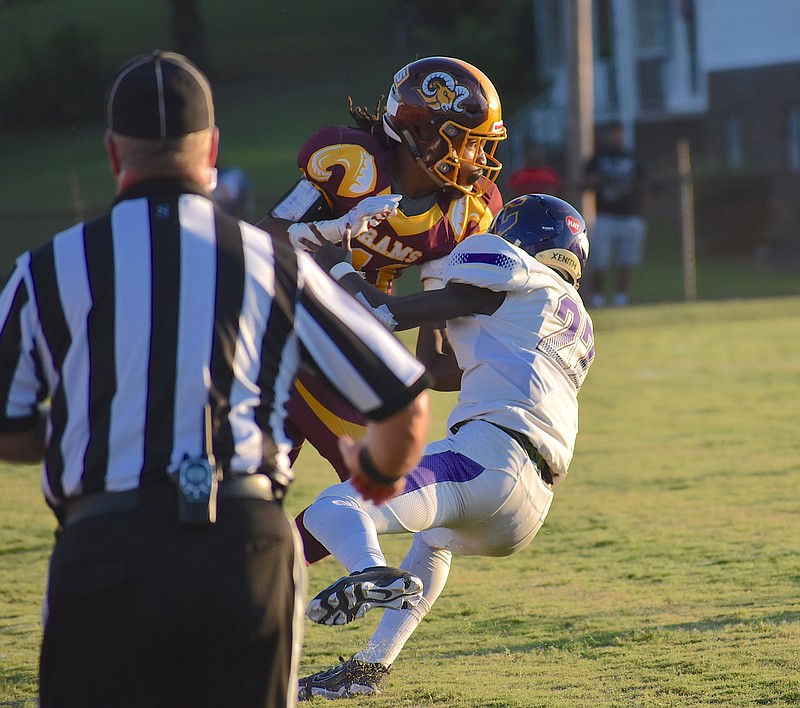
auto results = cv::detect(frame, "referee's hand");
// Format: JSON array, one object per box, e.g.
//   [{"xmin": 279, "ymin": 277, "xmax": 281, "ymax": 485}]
[{"xmin": 339, "ymin": 436, "xmax": 406, "ymax": 505}]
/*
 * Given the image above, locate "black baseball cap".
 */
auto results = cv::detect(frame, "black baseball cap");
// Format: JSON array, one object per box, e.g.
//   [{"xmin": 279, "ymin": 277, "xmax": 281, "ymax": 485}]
[{"xmin": 106, "ymin": 50, "xmax": 214, "ymax": 140}]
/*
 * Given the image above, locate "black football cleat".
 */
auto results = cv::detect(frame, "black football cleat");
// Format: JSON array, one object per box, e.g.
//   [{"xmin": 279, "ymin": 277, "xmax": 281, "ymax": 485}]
[
  {"xmin": 306, "ymin": 566, "xmax": 423, "ymax": 626},
  {"xmin": 298, "ymin": 655, "xmax": 390, "ymax": 701}
]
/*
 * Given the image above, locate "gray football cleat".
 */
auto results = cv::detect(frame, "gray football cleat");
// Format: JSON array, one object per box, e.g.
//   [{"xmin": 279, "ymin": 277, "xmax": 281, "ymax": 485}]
[
  {"xmin": 298, "ymin": 655, "xmax": 390, "ymax": 701},
  {"xmin": 306, "ymin": 566, "xmax": 423, "ymax": 625}
]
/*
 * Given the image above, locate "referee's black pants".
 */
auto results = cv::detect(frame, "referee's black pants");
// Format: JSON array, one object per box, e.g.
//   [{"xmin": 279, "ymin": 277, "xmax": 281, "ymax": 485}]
[{"xmin": 39, "ymin": 483, "xmax": 305, "ymax": 708}]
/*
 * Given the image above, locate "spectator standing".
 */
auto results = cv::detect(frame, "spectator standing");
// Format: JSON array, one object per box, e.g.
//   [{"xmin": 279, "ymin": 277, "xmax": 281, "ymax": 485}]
[
  {"xmin": 0, "ymin": 51, "xmax": 430, "ymax": 708},
  {"xmin": 584, "ymin": 121, "xmax": 647, "ymax": 307}
]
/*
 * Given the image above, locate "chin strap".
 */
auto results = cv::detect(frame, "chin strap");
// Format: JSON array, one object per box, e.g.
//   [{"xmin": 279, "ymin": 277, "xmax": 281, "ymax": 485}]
[{"xmin": 400, "ymin": 129, "xmax": 451, "ymax": 192}]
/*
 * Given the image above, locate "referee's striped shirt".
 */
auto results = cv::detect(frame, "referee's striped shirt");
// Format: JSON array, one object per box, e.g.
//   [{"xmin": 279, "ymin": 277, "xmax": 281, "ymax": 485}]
[{"xmin": 0, "ymin": 179, "xmax": 429, "ymax": 509}]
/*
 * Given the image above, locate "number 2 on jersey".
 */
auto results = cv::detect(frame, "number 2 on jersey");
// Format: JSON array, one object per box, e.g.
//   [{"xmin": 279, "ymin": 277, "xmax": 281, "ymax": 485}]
[{"xmin": 538, "ymin": 294, "xmax": 595, "ymax": 388}]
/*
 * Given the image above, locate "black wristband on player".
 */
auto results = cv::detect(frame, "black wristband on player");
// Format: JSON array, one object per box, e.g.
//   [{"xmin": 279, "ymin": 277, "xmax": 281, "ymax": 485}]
[{"xmin": 358, "ymin": 446, "xmax": 399, "ymax": 486}]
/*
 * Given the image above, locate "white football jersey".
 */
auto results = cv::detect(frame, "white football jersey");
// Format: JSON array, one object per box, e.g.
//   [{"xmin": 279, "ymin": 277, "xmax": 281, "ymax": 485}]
[{"xmin": 443, "ymin": 233, "xmax": 595, "ymax": 483}]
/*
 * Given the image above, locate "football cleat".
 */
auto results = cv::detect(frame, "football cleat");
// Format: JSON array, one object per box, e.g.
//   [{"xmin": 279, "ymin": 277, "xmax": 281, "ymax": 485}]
[
  {"xmin": 306, "ymin": 566, "xmax": 423, "ymax": 626},
  {"xmin": 298, "ymin": 655, "xmax": 390, "ymax": 701}
]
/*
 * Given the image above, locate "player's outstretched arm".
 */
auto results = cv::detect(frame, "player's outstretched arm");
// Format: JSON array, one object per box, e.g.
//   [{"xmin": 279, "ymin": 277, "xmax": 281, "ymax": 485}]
[
  {"xmin": 309, "ymin": 238, "xmax": 505, "ymax": 330},
  {"xmin": 258, "ymin": 192, "xmax": 400, "ymax": 250},
  {"xmin": 415, "ymin": 323, "xmax": 462, "ymax": 391}
]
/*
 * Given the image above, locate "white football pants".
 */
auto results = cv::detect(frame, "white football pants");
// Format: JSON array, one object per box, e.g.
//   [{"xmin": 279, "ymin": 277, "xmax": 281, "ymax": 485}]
[{"xmin": 303, "ymin": 420, "xmax": 554, "ymax": 666}]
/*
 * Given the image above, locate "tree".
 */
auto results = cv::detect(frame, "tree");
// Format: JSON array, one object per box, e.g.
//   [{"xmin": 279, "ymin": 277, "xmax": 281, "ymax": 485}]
[{"xmin": 166, "ymin": 0, "xmax": 210, "ymax": 74}]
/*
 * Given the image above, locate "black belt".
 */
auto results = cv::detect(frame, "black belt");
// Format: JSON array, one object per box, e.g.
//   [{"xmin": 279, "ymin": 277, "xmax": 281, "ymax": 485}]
[
  {"xmin": 450, "ymin": 420, "xmax": 554, "ymax": 486},
  {"xmin": 58, "ymin": 474, "xmax": 279, "ymax": 528}
]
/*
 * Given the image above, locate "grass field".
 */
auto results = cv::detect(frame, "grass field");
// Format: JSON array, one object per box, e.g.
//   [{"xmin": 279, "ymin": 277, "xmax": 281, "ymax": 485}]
[
  {"xmin": 2, "ymin": 296, "xmax": 799, "ymax": 707},
  {"xmin": 1, "ymin": 4, "xmax": 799, "ymax": 704}
]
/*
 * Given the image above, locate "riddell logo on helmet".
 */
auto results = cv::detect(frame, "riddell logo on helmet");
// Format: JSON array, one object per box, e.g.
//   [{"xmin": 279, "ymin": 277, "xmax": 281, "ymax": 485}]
[
  {"xmin": 416, "ymin": 72, "xmax": 470, "ymax": 113},
  {"xmin": 565, "ymin": 216, "xmax": 582, "ymax": 235}
]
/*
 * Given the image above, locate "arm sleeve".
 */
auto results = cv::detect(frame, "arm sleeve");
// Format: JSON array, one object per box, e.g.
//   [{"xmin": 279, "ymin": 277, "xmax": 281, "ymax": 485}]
[
  {"xmin": 270, "ymin": 178, "xmax": 333, "ymax": 222},
  {"xmin": 293, "ymin": 252, "xmax": 430, "ymax": 421}
]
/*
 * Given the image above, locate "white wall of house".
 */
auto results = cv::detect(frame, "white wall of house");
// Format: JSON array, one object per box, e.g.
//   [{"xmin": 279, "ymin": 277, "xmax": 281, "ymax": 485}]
[
  {"xmin": 513, "ymin": 0, "xmax": 800, "ymax": 168},
  {"xmin": 697, "ymin": 0, "xmax": 800, "ymax": 71}
]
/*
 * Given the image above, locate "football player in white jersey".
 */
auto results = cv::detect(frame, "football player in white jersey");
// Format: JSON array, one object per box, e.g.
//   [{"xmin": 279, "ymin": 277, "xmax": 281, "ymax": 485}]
[{"xmin": 296, "ymin": 194, "xmax": 596, "ymax": 701}]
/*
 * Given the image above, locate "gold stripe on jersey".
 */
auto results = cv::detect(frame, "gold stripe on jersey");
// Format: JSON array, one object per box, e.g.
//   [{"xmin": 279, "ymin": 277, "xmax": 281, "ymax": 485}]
[
  {"xmin": 294, "ymin": 379, "xmax": 367, "ymax": 439},
  {"xmin": 385, "ymin": 205, "xmax": 443, "ymax": 236}
]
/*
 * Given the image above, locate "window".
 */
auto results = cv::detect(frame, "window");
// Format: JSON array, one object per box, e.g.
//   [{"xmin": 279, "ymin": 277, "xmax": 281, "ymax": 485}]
[
  {"xmin": 535, "ymin": 0, "xmax": 565, "ymax": 72},
  {"xmin": 635, "ymin": 0, "xmax": 668, "ymax": 52},
  {"xmin": 725, "ymin": 116, "xmax": 743, "ymax": 168},
  {"xmin": 634, "ymin": 0, "xmax": 669, "ymax": 111}
]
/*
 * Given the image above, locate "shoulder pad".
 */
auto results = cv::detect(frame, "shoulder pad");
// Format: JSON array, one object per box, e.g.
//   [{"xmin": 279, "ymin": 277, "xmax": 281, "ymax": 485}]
[
  {"xmin": 298, "ymin": 126, "xmax": 390, "ymax": 201},
  {"xmin": 443, "ymin": 233, "xmax": 529, "ymax": 292}
]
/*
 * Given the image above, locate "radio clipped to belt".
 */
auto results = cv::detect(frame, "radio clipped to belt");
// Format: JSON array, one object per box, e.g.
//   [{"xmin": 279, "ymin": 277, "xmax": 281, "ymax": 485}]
[{"xmin": 176, "ymin": 404, "xmax": 221, "ymax": 525}]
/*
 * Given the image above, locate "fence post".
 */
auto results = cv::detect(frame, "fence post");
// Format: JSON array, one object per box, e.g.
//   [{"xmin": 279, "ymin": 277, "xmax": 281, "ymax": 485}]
[{"xmin": 677, "ymin": 139, "xmax": 697, "ymax": 301}]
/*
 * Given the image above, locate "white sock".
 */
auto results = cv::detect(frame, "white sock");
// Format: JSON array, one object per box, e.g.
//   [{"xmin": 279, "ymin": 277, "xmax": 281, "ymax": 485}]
[
  {"xmin": 303, "ymin": 494, "xmax": 385, "ymax": 572},
  {"xmin": 357, "ymin": 534, "xmax": 452, "ymax": 667}
]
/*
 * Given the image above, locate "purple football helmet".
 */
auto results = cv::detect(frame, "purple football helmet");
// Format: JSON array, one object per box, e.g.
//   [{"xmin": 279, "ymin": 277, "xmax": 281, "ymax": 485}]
[{"xmin": 490, "ymin": 193, "xmax": 589, "ymax": 286}]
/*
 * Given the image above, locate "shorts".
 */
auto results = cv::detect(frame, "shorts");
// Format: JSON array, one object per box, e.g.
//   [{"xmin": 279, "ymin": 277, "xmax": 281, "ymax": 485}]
[
  {"xmin": 590, "ymin": 214, "xmax": 646, "ymax": 269},
  {"xmin": 313, "ymin": 419, "xmax": 554, "ymax": 557}
]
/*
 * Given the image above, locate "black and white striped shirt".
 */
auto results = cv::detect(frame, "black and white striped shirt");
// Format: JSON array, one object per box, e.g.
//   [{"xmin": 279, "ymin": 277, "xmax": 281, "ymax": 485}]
[{"xmin": 0, "ymin": 179, "xmax": 428, "ymax": 508}]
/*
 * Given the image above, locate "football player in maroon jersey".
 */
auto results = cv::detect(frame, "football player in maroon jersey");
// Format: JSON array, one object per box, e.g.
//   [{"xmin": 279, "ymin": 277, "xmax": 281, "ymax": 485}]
[{"xmin": 257, "ymin": 56, "xmax": 507, "ymax": 563}]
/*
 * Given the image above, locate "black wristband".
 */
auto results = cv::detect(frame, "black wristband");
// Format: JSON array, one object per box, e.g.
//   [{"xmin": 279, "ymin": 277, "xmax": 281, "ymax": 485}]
[{"xmin": 358, "ymin": 446, "xmax": 399, "ymax": 486}]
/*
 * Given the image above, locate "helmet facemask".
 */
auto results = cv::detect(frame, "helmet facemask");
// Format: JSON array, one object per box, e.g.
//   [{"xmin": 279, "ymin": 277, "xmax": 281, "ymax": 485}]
[{"xmin": 431, "ymin": 121, "xmax": 505, "ymax": 195}]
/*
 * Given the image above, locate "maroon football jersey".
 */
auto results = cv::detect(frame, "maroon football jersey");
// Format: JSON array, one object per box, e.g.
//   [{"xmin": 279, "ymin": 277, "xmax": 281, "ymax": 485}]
[{"xmin": 298, "ymin": 125, "xmax": 503, "ymax": 292}]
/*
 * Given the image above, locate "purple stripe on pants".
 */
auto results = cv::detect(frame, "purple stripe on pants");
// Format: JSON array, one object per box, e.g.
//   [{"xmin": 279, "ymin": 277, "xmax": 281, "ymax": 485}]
[{"xmin": 402, "ymin": 451, "xmax": 485, "ymax": 494}]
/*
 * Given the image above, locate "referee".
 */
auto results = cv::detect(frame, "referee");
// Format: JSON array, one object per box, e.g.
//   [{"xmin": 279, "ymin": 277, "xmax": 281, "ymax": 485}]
[{"xmin": 0, "ymin": 51, "xmax": 430, "ymax": 708}]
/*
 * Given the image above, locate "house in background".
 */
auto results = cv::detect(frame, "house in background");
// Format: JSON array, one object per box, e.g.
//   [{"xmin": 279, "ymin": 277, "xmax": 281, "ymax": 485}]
[{"xmin": 503, "ymin": 0, "xmax": 800, "ymax": 262}]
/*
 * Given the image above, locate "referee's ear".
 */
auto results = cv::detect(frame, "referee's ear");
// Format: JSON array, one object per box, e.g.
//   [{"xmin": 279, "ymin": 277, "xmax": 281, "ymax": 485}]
[{"xmin": 208, "ymin": 126, "xmax": 220, "ymax": 168}]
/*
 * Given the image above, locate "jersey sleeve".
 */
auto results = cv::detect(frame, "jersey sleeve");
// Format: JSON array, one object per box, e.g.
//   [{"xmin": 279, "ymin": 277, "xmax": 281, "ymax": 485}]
[
  {"xmin": 443, "ymin": 232, "xmax": 530, "ymax": 292},
  {"xmin": 0, "ymin": 256, "xmax": 45, "ymax": 431},
  {"xmin": 297, "ymin": 125, "xmax": 390, "ymax": 210},
  {"xmin": 293, "ymin": 250, "xmax": 429, "ymax": 421}
]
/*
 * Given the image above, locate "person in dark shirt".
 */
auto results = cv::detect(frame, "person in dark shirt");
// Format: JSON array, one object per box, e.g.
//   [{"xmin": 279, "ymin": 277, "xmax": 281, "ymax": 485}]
[{"xmin": 584, "ymin": 121, "xmax": 647, "ymax": 307}]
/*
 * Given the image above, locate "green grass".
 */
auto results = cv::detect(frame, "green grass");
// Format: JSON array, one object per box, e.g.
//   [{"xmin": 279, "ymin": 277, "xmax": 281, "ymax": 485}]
[
  {"xmin": 0, "ymin": 0, "xmax": 409, "ymax": 274},
  {"xmin": 3, "ymin": 298, "xmax": 800, "ymax": 706},
  {"xmin": 1, "ymin": 6, "xmax": 799, "ymax": 703}
]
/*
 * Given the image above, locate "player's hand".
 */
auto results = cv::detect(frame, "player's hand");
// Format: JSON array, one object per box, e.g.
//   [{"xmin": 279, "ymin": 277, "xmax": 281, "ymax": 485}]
[
  {"xmin": 300, "ymin": 227, "xmax": 353, "ymax": 271},
  {"xmin": 339, "ymin": 435, "xmax": 406, "ymax": 505},
  {"xmin": 344, "ymin": 194, "xmax": 401, "ymax": 238},
  {"xmin": 302, "ymin": 226, "xmax": 353, "ymax": 273},
  {"xmin": 287, "ymin": 194, "xmax": 401, "ymax": 250}
]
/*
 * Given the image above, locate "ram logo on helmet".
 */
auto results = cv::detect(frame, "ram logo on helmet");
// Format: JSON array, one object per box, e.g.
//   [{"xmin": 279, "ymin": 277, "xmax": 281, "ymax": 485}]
[{"xmin": 416, "ymin": 72, "xmax": 470, "ymax": 113}]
